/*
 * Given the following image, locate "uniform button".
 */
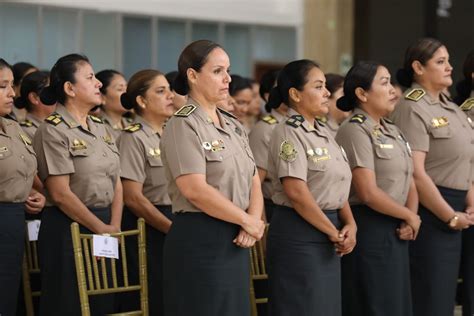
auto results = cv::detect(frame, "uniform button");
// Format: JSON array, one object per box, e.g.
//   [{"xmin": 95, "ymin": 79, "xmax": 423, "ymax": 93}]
[
  {"xmin": 219, "ymin": 156, "xmax": 223, "ymax": 160},
  {"xmin": 24, "ymin": 176, "xmax": 28, "ymax": 181},
  {"xmin": 93, "ymin": 137, "xmax": 97, "ymax": 140},
  {"xmin": 103, "ymin": 153, "xmax": 107, "ymax": 157},
  {"xmin": 21, "ymin": 155, "xmax": 25, "ymax": 159}
]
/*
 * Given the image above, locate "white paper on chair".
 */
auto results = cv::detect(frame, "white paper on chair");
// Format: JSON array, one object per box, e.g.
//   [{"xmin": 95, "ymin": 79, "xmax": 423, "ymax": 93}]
[
  {"xmin": 27, "ymin": 220, "xmax": 41, "ymax": 241},
  {"xmin": 92, "ymin": 235, "xmax": 119, "ymax": 259}
]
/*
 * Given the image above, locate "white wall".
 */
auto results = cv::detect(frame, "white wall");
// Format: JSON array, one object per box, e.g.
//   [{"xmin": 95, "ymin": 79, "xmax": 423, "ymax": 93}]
[{"xmin": 16, "ymin": 0, "xmax": 303, "ymax": 27}]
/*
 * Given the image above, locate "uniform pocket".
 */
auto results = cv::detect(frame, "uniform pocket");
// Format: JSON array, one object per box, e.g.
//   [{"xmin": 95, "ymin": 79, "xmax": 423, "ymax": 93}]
[
  {"xmin": 69, "ymin": 147, "xmax": 93, "ymax": 157},
  {"xmin": 204, "ymin": 149, "xmax": 230, "ymax": 162},
  {"xmin": 430, "ymin": 126, "xmax": 452, "ymax": 138},
  {"xmin": 374, "ymin": 145, "xmax": 392, "ymax": 159},
  {"xmin": 307, "ymin": 159, "xmax": 328, "ymax": 172},
  {"xmin": 147, "ymin": 155, "xmax": 163, "ymax": 167}
]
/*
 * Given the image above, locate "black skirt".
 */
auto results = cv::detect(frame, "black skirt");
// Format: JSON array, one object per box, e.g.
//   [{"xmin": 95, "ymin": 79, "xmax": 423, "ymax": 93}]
[
  {"xmin": 119, "ymin": 205, "xmax": 173, "ymax": 316},
  {"xmin": 163, "ymin": 212, "xmax": 250, "ymax": 316},
  {"xmin": 264, "ymin": 198, "xmax": 275, "ymax": 223},
  {"xmin": 38, "ymin": 206, "xmax": 115, "ymax": 316},
  {"xmin": 267, "ymin": 204, "xmax": 341, "ymax": 316},
  {"xmin": 410, "ymin": 186, "xmax": 467, "ymax": 316},
  {"xmin": 0, "ymin": 202, "xmax": 25, "ymax": 316},
  {"xmin": 341, "ymin": 205, "xmax": 412, "ymax": 316}
]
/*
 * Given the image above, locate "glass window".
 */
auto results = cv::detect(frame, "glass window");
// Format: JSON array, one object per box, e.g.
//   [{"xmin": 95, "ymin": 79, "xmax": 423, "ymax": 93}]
[
  {"xmin": 83, "ymin": 12, "xmax": 118, "ymax": 72},
  {"xmin": 157, "ymin": 20, "xmax": 186, "ymax": 74},
  {"xmin": 42, "ymin": 8, "xmax": 78, "ymax": 69},
  {"xmin": 224, "ymin": 25, "xmax": 250, "ymax": 77},
  {"xmin": 123, "ymin": 16, "xmax": 151, "ymax": 79},
  {"xmin": 253, "ymin": 26, "xmax": 296, "ymax": 63},
  {"xmin": 191, "ymin": 22, "xmax": 218, "ymax": 42},
  {"xmin": 0, "ymin": 4, "xmax": 39, "ymax": 66}
]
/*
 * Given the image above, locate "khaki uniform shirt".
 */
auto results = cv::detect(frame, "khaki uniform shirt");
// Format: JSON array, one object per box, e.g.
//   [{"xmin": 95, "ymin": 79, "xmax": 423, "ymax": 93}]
[
  {"xmin": 161, "ymin": 99, "xmax": 256, "ymax": 213},
  {"xmin": 248, "ymin": 109, "xmax": 286, "ymax": 199},
  {"xmin": 460, "ymin": 91, "xmax": 474, "ymax": 121},
  {"xmin": 0, "ymin": 116, "xmax": 37, "ymax": 202},
  {"xmin": 101, "ymin": 111, "xmax": 133, "ymax": 140},
  {"xmin": 336, "ymin": 108, "xmax": 413, "ymax": 206},
  {"xmin": 118, "ymin": 115, "xmax": 171, "ymax": 205},
  {"xmin": 20, "ymin": 113, "xmax": 42, "ymax": 140},
  {"xmin": 33, "ymin": 105, "xmax": 120, "ymax": 207},
  {"xmin": 391, "ymin": 83, "xmax": 474, "ymax": 190},
  {"xmin": 268, "ymin": 108, "xmax": 352, "ymax": 210}
]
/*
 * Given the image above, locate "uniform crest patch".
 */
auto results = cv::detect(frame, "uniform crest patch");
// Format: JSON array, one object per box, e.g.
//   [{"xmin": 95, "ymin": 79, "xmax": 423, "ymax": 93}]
[{"xmin": 279, "ymin": 140, "xmax": 297, "ymax": 162}]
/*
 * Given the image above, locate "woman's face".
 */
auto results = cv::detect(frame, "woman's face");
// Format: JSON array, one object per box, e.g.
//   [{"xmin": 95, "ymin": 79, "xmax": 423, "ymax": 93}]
[
  {"xmin": 102, "ymin": 74, "xmax": 127, "ymax": 114},
  {"xmin": 141, "ymin": 75, "xmax": 175, "ymax": 119},
  {"xmin": 364, "ymin": 66, "xmax": 397, "ymax": 116},
  {"xmin": 232, "ymin": 87, "xmax": 253, "ymax": 120},
  {"xmin": 0, "ymin": 67, "xmax": 15, "ymax": 117},
  {"xmin": 295, "ymin": 67, "xmax": 331, "ymax": 117},
  {"xmin": 70, "ymin": 62, "xmax": 103, "ymax": 107},
  {"xmin": 191, "ymin": 47, "xmax": 231, "ymax": 104},
  {"xmin": 418, "ymin": 45, "xmax": 453, "ymax": 90}
]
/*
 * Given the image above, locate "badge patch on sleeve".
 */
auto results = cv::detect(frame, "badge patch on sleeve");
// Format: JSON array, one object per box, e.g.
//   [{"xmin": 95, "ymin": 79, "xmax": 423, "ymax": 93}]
[{"xmin": 279, "ymin": 140, "xmax": 297, "ymax": 162}]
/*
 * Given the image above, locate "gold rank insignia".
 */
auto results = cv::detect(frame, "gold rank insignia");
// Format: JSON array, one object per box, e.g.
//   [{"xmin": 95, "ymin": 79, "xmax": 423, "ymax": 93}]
[
  {"xmin": 431, "ymin": 116, "xmax": 449, "ymax": 128},
  {"xmin": 19, "ymin": 133, "xmax": 32, "ymax": 146},
  {"xmin": 174, "ymin": 104, "xmax": 197, "ymax": 117},
  {"xmin": 20, "ymin": 119, "xmax": 33, "ymax": 127},
  {"xmin": 102, "ymin": 134, "xmax": 114, "ymax": 145},
  {"xmin": 280, "ymin": 140, "xmax": 297, "ymax": 162},
  {"xmin": 124, "ymin": 123, "xmax": 142, "ymax": 133},
  {"xmin": 148, "ymin": 148, "xmax": 161, "ymax": 157},
  {"xmin": 71, "ymin": 139, "xmax": 87, "ymax": 150},
  {"xmin": 0, "ymin": 146, "xmax": 8, "ymax": 158},
  {"xmin": 262, "ymin": 115, "xmax": 278, "ymax": 125},
  {"xmin": 45, "ymin": 114, "xmax": 63, "ymax": 126},
  {"xmin": 460, "ymin": 98, "xmax": 474, "ymax": 111},
  {"xmin": 350, "ymin": 114, "xmax": 367, "ymax": 124},
  {"xmin": 88, "ymin": 115, "xmax": 103, "ymax": 123},
  {"xmin": 405, "ymin": 88, "xmax": 426, "ymax": 101},
  {"xmin": 315, "ymin": 116, "xmax": 327, "ymax": 126}
]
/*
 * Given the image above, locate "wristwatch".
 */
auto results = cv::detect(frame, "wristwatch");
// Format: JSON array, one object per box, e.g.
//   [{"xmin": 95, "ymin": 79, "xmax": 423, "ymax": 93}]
[{"xmin": 447, "ymin": 214, "xmax": 459, "ymax": 228}]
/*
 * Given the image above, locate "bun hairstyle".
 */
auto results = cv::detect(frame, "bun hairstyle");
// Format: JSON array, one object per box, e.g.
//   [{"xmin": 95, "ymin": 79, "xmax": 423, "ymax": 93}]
[
  {"xmin": 336, "ymin": 61, "xmax": 381, "ymax": 112},
  {"xmin": 454, "ymin": 50, "xmax": 474, "ymax": 105},
  {"xmin": 165, "ymin": 71, "xmax": 179, "ymax": 92},
  {"xmin": 96, "ymin": 69, "xmax": 123, "ymax": 95},
  {"xmin": 325, "ymin": 73, "xmax": 345, "ymax": 97},
  {"xmin": 396, "ymin": 37, "xmax": 443, "ymax": 87},
  {"xmin": 265, "ymin": 59, "xmax": 319, "ymax": 111},
  {"xmin": 12, "ymin": 62, "xmax": 37, "ymax": 87},
  {"xmin": 40, "ymin": 53, "xmax": 90, "ymax": 106},
  {"xmin": 229, "ymin": 75, "xmax": 252, "ymax": 97},
  {"xmin": 259, "ymin": 69, "xmax": 280, "ymax": 112},
  {"xmin": 120, "ymin": 69, "xmax": 163, "ymax": 113},
  {"xmin": 14, "ymin": 71, "xmax": 49, "ymax": 111},
  {"xmin": 174, "ymin": 40, "xmax": 223, "ymax": 95}
]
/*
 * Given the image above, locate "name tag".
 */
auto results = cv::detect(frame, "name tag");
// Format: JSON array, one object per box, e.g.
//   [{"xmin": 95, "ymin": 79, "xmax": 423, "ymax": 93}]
[
  {"xmin": 379, "ymin": 144, "xmax": 394, "ymax": 149},
  {"xmin": 27, "ymin": 220, "xmax": 41, "ymax": 241},
  {"xmin": 93, "ymin": 235, "xmax": 119, "ymax": 259}
]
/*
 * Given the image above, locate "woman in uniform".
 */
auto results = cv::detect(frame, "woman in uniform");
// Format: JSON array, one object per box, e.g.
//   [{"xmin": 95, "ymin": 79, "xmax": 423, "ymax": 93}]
[
  {"xmin": 266, "ymin": 59, "xmax": 357, "ymax": 316},
  {"xmin": 95, "ymin": 69, "xmax": 130, "ymax": 139},
  {"xmin": 249, "ymin": 69, "xmax": 287, "ymax": 222},
  {"xmin": 11, "ymin": 62, "xmax": 38, "ymax": 122},
  {"xmin": 335, "ymin": 61, "xmax": 421, "ymax": 316},
  {"xmin": 0, "ymin": 58, "xmax": 44, "ymax": 316},
  {"xmin": 320, "ymin": 73, "xmax": 349, "ymax": 137},
  {"xmin": 229, "ymin": 74, "xmax": 253, "ymax": 131},
  {"xmin": 118, "ymin": 69, "xmax": 175, "ymax": 315},
  {"xmin": 33, "ymin": 54, "xmax": 122, "ymax": 316},
  {"xmin": 391, "ymin": 38, "xmax": 474, "ymax": 316},
  {"xmin": 160, "ymin": 39, "xmax": 265, "ymax": 316}
]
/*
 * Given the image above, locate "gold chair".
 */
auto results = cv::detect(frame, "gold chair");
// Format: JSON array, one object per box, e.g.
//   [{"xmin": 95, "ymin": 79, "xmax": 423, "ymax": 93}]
[
  {"xmin": 71, "ymin": 218, "xmax": 148, "ymax": 316},
  {"xmin": 22, "ymin": 225, "xmax": 41, "ymax": 316},
  {"xmin": 250, "ymin": 224, "xmax": 269, "ymax": 316}
]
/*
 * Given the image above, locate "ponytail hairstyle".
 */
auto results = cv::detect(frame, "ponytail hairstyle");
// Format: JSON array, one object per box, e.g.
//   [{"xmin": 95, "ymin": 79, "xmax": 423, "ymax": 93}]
[{"xmin": 259, "ymin": 69, "xmax": 280, "ymax": 112}]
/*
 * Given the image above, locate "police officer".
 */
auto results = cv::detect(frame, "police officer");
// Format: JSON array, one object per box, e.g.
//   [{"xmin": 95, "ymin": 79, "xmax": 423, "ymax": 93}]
[
  {"xmin": 335, "ymin": 61, "xmax": 421, "ymax": 316},
  {"xmin": 118, "ymin": 69, "xmax": 175, "ymax": 315},
  {"xmin": 248, "ymin": 69, "xmax": 287, "ymax": 222},
  {"xmin": 266, "ymin": 59, "xmax": 356, "ymax": 316},
  {"xmin": 0, "ymin": 58, "xmax": 44, "ymax": 316},
  {"xmin": 95, "ymin": 69, "xmax": 131, "ymax": 139},
  {"xmin": 391, "ymin": 38, "xmax": 474, "ymax": 316},
  {"xmin": 160, "ymin": 40, "xmax": 265, "ymax": 316},
  {"xmin": 34, "ymin": 54, "xmax": 122, "ymax": 316}
]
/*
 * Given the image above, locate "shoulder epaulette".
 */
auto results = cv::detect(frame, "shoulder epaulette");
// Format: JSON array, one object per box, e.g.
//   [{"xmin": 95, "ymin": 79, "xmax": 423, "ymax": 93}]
[
  {"xmin": 315, "ymin": 116, "xmax": 327, "ymax": 126},
  {"xmin": 262, "ymin": 115, "xmax": 278, "ymax": 125},
  {"xmin": 123, "ymin": 123, "xmax": 142, "ymax": 133},
  {"xmin": 383, "ymin": 117, "xmax": 395, "ymax": 124},
  {"xmin": 350, "ymin": 114, "xmax": 367, "ymax": 124},
  {"xmin": 218, "ymin": 107, "xmax": 237, "ymax": 119},
  {"xmin": 405, "ymin": 88, "xmax": 426, "ymax": 102},
  {"xmin": 89, "ymin": 115, "xmax": 103, "ymax": 123},
  {"xmin": 174, "ymin": 104, "xmax": 197, "ymax": 117},
  {"xmin": 20, "ymin": 119, "xmax": 33, "ymax": 127},
  {"xmin": 285, "ymin": 115, "xmax": 304, "ymax": 128},
  {"xmin": 125, "ymin": 117, "xmax": 134, "ymax": 123},
  {"xmin": 45, "ymin": 114, "xmax": 63, "ymax": 126},
  {"xmin": 460, "ymin": 98, "xmax": 474, "ymax": 111}
]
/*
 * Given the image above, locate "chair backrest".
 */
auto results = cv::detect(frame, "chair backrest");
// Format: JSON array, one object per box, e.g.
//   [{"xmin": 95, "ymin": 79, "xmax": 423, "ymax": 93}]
[
  {"xmin": 23, "ymin": 225, "xmax": 41, "ymax": 316},
  {"xmin": 70, "ymin": 218, "xmax": 148, "ymax": 316},
  {"xmin": 249, "ymin": 224, "xmax": 269, "ymax": 316}
]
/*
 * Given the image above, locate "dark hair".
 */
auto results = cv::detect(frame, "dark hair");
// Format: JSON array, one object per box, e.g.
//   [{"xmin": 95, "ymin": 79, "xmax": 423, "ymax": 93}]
[
  {"xmin": 13, "ymin": 62, "xmax": 37, "ymax": 87},
  {"xmin": 120, "ymin": 69, "xmax": 163, "ymax": 114},
  {"xmin": 337, "ymin": 61, "xmax": 382, "ymax": 112},
  {"xmin": 96, "ymin": 69, "xmax": 123, "ymax": 95},
  {"xmin": 229, "ymin": 75, "xmax": 252, "ymax": 97},
  {"xmin": 454, "ymin": 50, "xmax": 474, "ymax": 105},
  {"xmin": 174, "ymin": 40, "xmax": 223, "ymax": 95},
  {"xmin": 165, "ymin": 71, "xmax": 178, "ymax": 91},
  {"xmin": 325, "ymin": 73, "xmax": 345, "ymax": 97},
  {"xmin": 0, "ymin": 59, "xmax": 13, "ymax": 72},
  {"xmin": 265, "ymin": 59, "xmax": 319, "ymax": 110},
  {"xmin": 40, "ymin": 54, "xmax": 90, "ymax": 105},
  {"xmin": 396, "ymin": 38, "xmax": 444, "ymax": 87},
  {"xmin": 14, "ymin": 71, "xmax": 49, "ymax": 111},
  {"xmin": 259, "ymin": 69, "xmax": 280, "ymax": 109}
]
